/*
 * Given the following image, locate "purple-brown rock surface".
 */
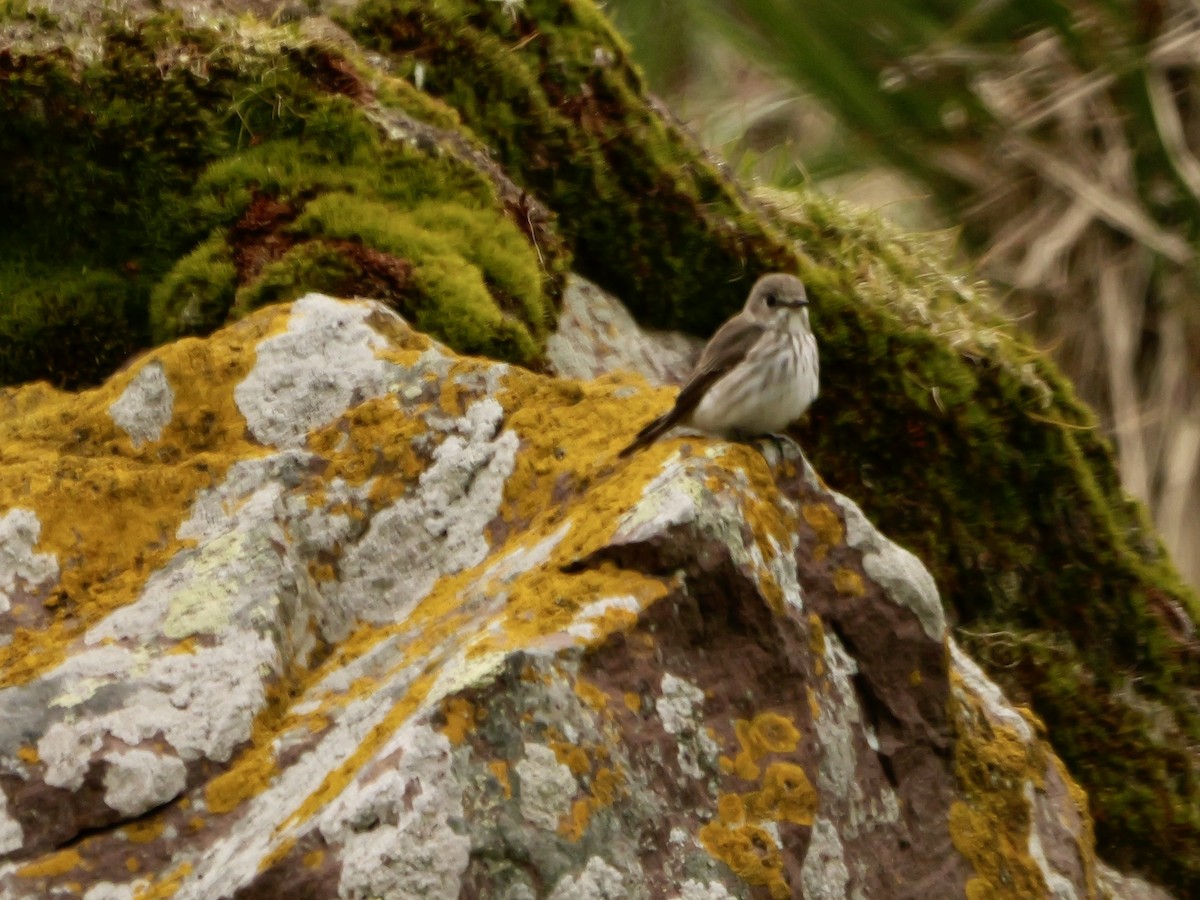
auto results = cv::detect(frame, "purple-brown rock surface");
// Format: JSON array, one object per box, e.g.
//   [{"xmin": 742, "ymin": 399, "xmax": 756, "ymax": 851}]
[{"xmin": 0, "ymin": 286, "xmax": 1168, "ymax": 898}]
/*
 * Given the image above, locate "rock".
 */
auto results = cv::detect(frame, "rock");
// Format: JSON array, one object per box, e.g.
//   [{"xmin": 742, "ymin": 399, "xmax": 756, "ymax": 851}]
[
  {"xmin": 1, "ymin": 0, "xmax": 1197, "ymax": 891},
  {"xmin": 0, "ymin": 293, "xmax": 1154, "ymax": 898}
]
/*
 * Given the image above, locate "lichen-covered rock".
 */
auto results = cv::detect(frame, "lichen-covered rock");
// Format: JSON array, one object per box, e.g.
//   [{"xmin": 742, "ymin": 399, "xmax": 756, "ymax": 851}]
[
  {"xmin": 0, "ymin": 293, "xmax": 1159, "ymax": 898},
  {"xmin": 2, "ymin": 0, "xmax": 1198, "ymax": 892}
]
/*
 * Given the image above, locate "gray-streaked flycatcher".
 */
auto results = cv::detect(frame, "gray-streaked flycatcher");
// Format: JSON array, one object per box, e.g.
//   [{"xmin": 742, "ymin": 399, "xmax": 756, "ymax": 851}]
[{"xmin": 619, "ymin": 273, "xmax": 819, "ymax": 457}]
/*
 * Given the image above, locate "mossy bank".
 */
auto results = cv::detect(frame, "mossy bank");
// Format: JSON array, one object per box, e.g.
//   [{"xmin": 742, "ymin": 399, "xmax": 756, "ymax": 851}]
[{"xmin": 0, "ymin": 8, "xmax": 565, "ymax": 388}]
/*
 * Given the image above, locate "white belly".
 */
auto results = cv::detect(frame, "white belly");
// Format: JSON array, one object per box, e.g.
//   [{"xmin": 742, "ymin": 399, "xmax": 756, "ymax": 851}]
[{"xmin": 689, "ymin": 333, "xmax": 819, "ymax": 436}]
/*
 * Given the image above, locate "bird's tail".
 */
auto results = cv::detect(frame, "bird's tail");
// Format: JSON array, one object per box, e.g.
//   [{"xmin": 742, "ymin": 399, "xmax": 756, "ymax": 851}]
[{"xmin": 618, "ymin": 412, "xmax": 676, "ymax": 458}]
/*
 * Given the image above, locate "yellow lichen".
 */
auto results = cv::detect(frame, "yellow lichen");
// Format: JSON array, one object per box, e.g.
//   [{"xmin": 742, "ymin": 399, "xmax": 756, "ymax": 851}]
[
  {"xmin": 126, "ymin": 856, "xmax": 141, "ymax": 873},
  {"xmin": 948, "ymin": 670, "xmax": 1054, "ymax": 899},
  {"xmin": 744, "ymin": 762, "xmax": 817, "ymax": 825},
  {"xmin": 560, "ymin": 798, "xmax": 592, "ymax": 841},
  {"xmin": 205, "ymin": 744, "xmax": 277, "ymax": 815},
  {"xmin": 439, "ymin": 697, "xmax": 477, "ymax": 746},
  {"xmin": 590, "ymin": 605, "xmax": 640, "ymax": 635},
  {"xmin": 16, "ymin": 745, "xmax": 38, "ymax": 764},
  {"xmin": 306, "ymin": 392, "xmax": 431, "ymax": 513},
  {"xmin": 498, "ymin": 371, "xmax": 653, "ymax": 531},
  {"xmin": 550, "ymin": 740, "xmax": 591, "ymax": 776},
  {"xmin": 303, "ymin": 849, "xmax": 325, "ymax": 869},
  {"xmin": 698, "ymin": 821, "xmax": 790, "ymax": 899},
  {"xmin": 3, "ymin": 300, "xmax": 826, "ymax": 867},
  {"xmin": 623, "ymin": 692, "xmax": 641, "ymax": 713},
  {"xmin": 258, "ymin": 836, "xmax": 297, "ymax": 873},
  {"xmin": 833, "ymin": 568, "xmax": 865, "ymax": 597},
  {"xmin": 308, "ymin": 562, "xmax": 336, "ymax": 584},
  {"xmin": 703, "ymin": 713, "xmax": 817, "ymax": 896},
  {"xmin": 736, "ymin": 712, "xmax": 802, "ymax": 772},
  {"xmin": 134, "ymin": 861, "xmax": 193, "ymax": 900},
  {"xmin": 559, "ymin": 766, "xmax": 624, "ymax": 842},
  {"xmin": 716, "ymin": 792, "xmax": 745, "ymax": 824},
  {"xmin": 723, "ymin": 711, "xmax": 802, "ymax": 781},
  {"xmin": 0, "ymin": 312, "xmax": 273, "ymax": 686},
  {"xmin": 284, "ymin": 670, "xmax": 436, "ymax": 829},
  {"xmin": 488, "ymin": 760, "xmax": 512, "ymax": 799},
  {"xmin": 123, "ymin": 819, "xmax": 165, "ymax": 844},
  {"xmin": 574, "ymin": 678, "xmax": 610, "ymax": 710},
  {"xmin": 802, "ymin": 502, "xmax": 844, "ymax": 562},
  {"xmin": 202, "ymin": 665, "xmax": 316, "ymax": 817},
  {"xmin": 166, "ymin": 638, "xmax": 198, "ymax": 656},
  {"xmin": 17, "ymin": 848, "xmax": 84, "ymax": 878},
  {"xmin": 807, "ymin": 613, "xmax": 826, "ymax": 676},
  {"xmin": 482, "ymin": 562, "xmax": 664, "ymax": 656}
]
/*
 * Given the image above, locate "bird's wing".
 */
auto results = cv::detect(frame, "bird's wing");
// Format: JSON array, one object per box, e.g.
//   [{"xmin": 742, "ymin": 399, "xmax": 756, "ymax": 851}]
[
  {"xmin": 671, "ymin": 315, "xmax": 766, "ymax": 421},
  {"xmin": 618, "ymin": 314, "xmax": 765, "ymax": 457}
]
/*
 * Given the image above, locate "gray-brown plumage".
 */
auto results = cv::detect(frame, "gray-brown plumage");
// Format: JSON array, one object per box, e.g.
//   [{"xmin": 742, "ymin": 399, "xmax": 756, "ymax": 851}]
[{"xmin": 619, "ymin": 273, "xmax": 818, "ymax": 457}]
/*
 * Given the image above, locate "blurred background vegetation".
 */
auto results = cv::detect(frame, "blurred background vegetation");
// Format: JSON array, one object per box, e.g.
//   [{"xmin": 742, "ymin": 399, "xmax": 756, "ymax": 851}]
[{"xmin": 606, "ymin": 0, "xmax": 1200, "ymax": 592}]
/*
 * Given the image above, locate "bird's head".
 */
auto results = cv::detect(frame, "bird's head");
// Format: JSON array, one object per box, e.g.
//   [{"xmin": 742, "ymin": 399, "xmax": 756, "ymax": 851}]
[{"xmin": 744, "ymin": 273, "xmax": 810, "ymax": 332}]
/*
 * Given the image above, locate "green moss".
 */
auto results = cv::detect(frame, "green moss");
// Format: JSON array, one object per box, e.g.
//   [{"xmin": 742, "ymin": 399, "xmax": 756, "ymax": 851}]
[
  {"xmin": 190, "ymin": 100, "xmax": 502, "ymax": 231},
  {"xmin": 408, "ymin": 203, "xmax": 546, "ymax": 328},
  {"xmin": 293, "ymin": 192, "xmax": 542, "ymax": 361},
  {"xmin": 232, "ymin": 243, "xmax": 361, "ymax": 315},
  {"xmin": 0, "ymin": 264, "xmax": 140, "ymax": 387},
  {"xmin": 150, "ymin": 235, "xmax": 238, "ymax": 342},
  {"xmin": 0, "ymin": 0, "xmax": 57, "ymax": 27},
  {"xmin": 0, "ymin": 20, "xmax": 335, "ymax": 387},
  {"xmin": 1, "ymin": 16, "xmax": 565, "ymax": 388},
  {"xmin": 180, "ymin": 95, "xmax": 553, "ymax": 364},
  {"xmin": 348, "ymin": 0, "xmax": 796, "ymax": 335}
]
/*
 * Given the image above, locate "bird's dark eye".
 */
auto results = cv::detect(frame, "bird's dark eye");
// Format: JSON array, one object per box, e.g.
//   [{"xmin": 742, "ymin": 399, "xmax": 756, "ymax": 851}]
[{"xmin": 765, "ymin": 292, "xmax": 778, "ymax": 308}]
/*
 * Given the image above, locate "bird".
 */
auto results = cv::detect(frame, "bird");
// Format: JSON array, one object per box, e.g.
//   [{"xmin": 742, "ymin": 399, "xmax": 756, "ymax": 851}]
[{"xmin": 619, "ymin": 273, "xmax": 819, "ymax": 458}]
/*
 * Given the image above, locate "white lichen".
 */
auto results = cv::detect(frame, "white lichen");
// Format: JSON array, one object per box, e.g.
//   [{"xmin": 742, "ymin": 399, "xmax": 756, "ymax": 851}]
[
  {"xmin": 950, "ymin": 641, "xmax": 1033, "ymax": 742},
  {"xmin": 102, "ymin": 748, "xmax": 187, "ymax": 817},
  {"xmin": 328, "ymin": 724, "xmax": 470, "ymax": 900},
  {"xmin": 234, "ymin": 294, "xmax": 394, "ymax": 448},
  {"xmin": 834, "ymin": 492, "xmax": 945, "ymax": 641},
  {"xmin": 548, "ymin": 856, "xmax": 631, "ymax": 900},
  {"xmin": 0, "ymin": 791, "xmax": 23, "ymax": 855},
  {"xmin": 514, "ymin": 742, "xmax": 578, "ymax": 831},
  {"xmin": 108, "ymin": 360, "xmax": 174, "ymax": 448},
  {"xmin": 329, "ymin": 396, "xmax": 518, "ymax": 630},
  {"xmin": 801, "ymin": 816, "xmax": 851, "ymax": 899},
  {"xmin": 0, "ymin": 508, "xmax": 59, "ymax": 615},
  {"xmin": 669, "ymin": 879, "xmax": 735, "ymax": 900}
]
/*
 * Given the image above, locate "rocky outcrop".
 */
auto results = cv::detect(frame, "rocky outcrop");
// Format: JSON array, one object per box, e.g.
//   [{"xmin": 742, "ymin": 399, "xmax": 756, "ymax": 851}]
[
  {"xmin": 1, "ymin": 0, "xmax": 1197, "ymax": 891},
  {"xmin": 0, "ymin": 291, "xmax": 1161, "ymax": 898}
]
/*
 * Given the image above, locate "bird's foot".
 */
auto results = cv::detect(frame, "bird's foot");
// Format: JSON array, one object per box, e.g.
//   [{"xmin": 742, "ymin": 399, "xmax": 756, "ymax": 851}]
[{"xmin": 755, "ymin": 432, "xmax": 803, "ymax": 466}]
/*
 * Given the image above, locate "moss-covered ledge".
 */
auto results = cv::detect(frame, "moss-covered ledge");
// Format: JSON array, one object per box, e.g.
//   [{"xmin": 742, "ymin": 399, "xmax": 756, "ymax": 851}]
[
  {"xmin": 348, "ymin": 0, "xmax": 797, "ymax": 331},
  {"xmin": 1, "ymin": 0, "xmax": 1198, "ymax": 891},
  {"xmin": 0, "ymin": 7, "xmax": 569, "ymax": 387}
]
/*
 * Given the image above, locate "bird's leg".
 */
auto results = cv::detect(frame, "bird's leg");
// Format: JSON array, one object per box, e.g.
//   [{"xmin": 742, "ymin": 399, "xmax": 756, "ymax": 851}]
[{"xmin": 756, "ymin": 432, "xmax": 803, "ymax": 465}]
